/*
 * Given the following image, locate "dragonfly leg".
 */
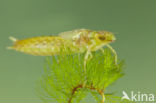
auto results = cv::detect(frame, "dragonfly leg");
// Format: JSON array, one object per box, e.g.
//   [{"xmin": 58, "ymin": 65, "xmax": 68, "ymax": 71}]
[
  {"xmin": 84, "ymin": 50, "xmax": 92, "ymax": 72},
  {"xmin": 106, "ymin": 44, "xmax": 117, "ymax": 65},
  {"xmin": 83, "ymin": 50, "xmax": 92, "ymax": 87}
]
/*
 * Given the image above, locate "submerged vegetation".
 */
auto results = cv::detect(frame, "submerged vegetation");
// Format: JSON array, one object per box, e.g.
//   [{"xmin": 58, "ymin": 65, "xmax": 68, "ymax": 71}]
[{"xmin": 37, "ymin": 48, "xmax": 130, "ymax": 103}]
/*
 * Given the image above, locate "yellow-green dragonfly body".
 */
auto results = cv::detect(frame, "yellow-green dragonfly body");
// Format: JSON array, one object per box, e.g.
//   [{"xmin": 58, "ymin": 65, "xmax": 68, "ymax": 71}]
[
  {"xmin": 8, "ymin": 29, "xmax": 115, "ymax": 55},
  {"xmin": 8, "ymin": 29, "xmax": 117, "ymax": 67}
]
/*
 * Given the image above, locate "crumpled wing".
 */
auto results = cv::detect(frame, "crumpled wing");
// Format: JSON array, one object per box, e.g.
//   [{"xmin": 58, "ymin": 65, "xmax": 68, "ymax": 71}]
[
  {"xmin": 58, "ymin": 29, "xmax": 90, "ymax": 40},
  {"xmin": 58, "ymin": 30, "xmax": 77, "ymax": 40}
]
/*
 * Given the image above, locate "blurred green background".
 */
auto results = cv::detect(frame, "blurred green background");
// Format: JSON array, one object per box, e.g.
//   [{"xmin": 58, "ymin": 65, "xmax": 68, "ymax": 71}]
[{"xmin": 0, "ymin": 0, "xmax": 156, "ymax": 103}]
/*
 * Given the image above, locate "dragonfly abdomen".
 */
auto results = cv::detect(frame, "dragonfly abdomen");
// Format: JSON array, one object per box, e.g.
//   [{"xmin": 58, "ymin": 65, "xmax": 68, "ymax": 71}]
[{"xmin": 8, "ymin": 36, "xmax": 83, "ymax": 56}]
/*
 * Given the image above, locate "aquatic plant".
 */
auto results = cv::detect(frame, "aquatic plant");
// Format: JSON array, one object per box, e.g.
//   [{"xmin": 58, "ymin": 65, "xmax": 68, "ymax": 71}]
[{"xmin": 37, "ymin": 49, "xmax": 131, "ymax": 103}]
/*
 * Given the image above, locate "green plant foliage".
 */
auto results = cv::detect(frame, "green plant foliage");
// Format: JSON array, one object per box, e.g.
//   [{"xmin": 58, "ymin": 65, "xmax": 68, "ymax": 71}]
[{"xmin": 37, "ymin": 48, "xmax": 127, "ymax": 103}]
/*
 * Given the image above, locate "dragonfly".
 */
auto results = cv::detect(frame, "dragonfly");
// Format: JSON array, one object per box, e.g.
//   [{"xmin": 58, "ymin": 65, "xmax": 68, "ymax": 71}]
[{"xmin": 7, "ymin": 29, "xmax": 117, "ymax": 71}]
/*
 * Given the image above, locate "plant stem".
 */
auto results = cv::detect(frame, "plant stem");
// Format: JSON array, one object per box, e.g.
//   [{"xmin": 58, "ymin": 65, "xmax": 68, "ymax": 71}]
[
  {"xmin": 98, "ymin": 90, "xmax": 105, "ymax": 103},
  {"xmin": 68, "ymin": 84, "xmax": 83, "ymax": 103},
  {"xmin": 68, "ymin": 84, "xmax": 105, "ymax": 103}
]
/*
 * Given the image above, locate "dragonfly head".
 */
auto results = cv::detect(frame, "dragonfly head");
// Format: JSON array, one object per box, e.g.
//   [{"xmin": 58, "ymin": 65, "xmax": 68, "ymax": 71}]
[{"xmin": 94, "ymin": 31, "xmax": 116, "ymax": 44}]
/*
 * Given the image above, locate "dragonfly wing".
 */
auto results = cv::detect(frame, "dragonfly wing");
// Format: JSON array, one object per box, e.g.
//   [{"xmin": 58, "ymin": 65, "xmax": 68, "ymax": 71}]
[
  {"xmin": 58, "ymin": 29, "xmax": 92, "ymax": 50},
  {"xmin": 58, "ymin": 29, "xmax": 91, "ymax": 40},
  {"xmin": 58, "ymin": 30, "xmax": 77, "ymax": 40}
]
